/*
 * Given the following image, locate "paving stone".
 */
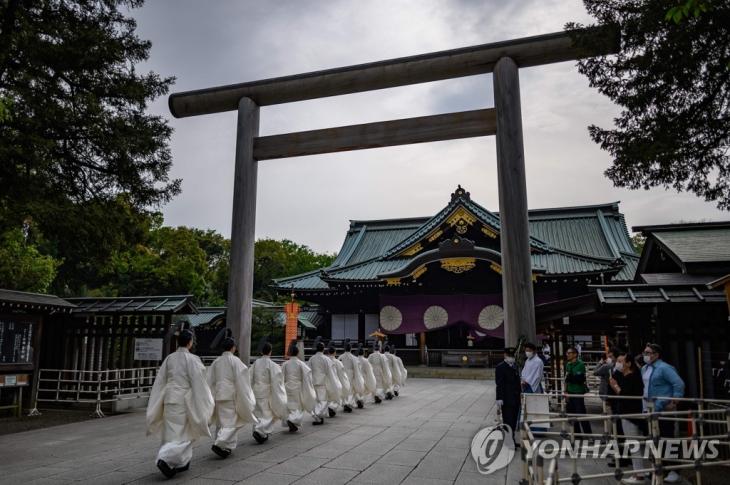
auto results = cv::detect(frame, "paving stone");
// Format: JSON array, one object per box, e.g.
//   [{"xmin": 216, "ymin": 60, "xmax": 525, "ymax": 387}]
[
  {"xmin": 352, "ymin": 463, "xmax": 413, "ymax": 484},
  {"xmin": 234, "ymin": 471, "xmax": 298, "ymax": 485},
  {"xmin": 266, "ymin": 456, "xmax": 328, "ymax": 476},
  {"xmin": 292, "ymin": 467, "xmax": 359, "ymax": 485},
  {"xmin": 323, "ymin": 452, "xmax": 382, "ymax": 471},
  {"xmin": 199, "ymin": 459, "xmax": 271, "ymax": 481},
  {"xmin": 376, "ymin": 449, "xmax": 426, "ymax": 467}
]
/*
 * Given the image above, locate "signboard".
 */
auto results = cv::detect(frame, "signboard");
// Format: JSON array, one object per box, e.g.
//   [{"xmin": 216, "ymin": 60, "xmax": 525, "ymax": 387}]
[
  {"xmin": 0, "ymin": 374, "xmax": 29, "ymax": 387},
  {"xmin": 134, "ymin": 338, "xmax": 163, "ymax": 361},
  {"xmin": 0, "ymin": 317, "xmax": 34, "ymax": 365}
]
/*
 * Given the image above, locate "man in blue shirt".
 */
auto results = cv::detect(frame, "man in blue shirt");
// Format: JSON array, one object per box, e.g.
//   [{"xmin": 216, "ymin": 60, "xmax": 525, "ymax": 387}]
[{"xmin": 641, "ymin": 343, "xmax": 685, "ymax": 483}]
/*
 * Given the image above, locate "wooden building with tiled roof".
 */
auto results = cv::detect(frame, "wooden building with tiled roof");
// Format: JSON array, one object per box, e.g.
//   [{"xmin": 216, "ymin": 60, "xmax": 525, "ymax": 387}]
[{"xmin": 272, "ymin": 186, "xmax": 639, "ymax": 363}]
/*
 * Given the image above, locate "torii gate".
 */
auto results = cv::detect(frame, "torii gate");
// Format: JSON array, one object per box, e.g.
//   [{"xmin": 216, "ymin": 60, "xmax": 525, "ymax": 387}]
[{"xmin": 169, "ymin": 28, "xmax": 618, "ymax": 363}]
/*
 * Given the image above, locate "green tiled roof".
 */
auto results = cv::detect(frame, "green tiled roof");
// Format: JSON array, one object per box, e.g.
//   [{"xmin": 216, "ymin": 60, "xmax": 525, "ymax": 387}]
[
  {"xmin": 652, "ymin": 228, "xmax": 730, "ymax": 264},
  {"xmin": 274, "ymin": 189, "xmax": 638, "ymax": 291}
]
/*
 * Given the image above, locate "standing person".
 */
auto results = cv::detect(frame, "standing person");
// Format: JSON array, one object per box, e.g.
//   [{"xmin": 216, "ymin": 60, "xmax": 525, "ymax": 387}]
[
  {"xmin": 339, "ymin": 340, "xmax": 365, "ymax": 409},
  {"xmin": 250, "ymin": 342, "xmax": 288, "ymax": 444},
  {"xmin": 521, "ymin": 343, "xmax": 544, "ymax": 394},
  {"xmin": 594, "ymin": 348, "xmax": 617, "ymax": 401},
  {"xmin": 146, "ymin": 330, "xmax": 214, "ymax": 479},
  {"xmin": 608, "ymin": 352, "xmax": 646, "ymax": 485},
  {"xmin": 328, "ymin": 343, "xmax": 352, "ymax": 413},
  {"xmin": 495, "ymin": 347, "xmax": 522, "ymax": 446},
  {"xmin": 384, "ymin": 346, "xmax": 407, "ymax": 397},
  {"xmin": 368, "ymin": 342, "xmax": 393, "ymax": 401},
  {"xmin": 595, "ymin": 347, "xmax": 628, "ymax": 467},
  {"xmin": 308, "ymin": 337, "xmax": 340, "ymax": 424},
  {"xmin": 358, "ymin": 345, "xmax": 378, "ymax": 404},
  {"xmin": 641, "ymin": 343, "xmax": 685, "ymax": 483},
  {"xmin": 281, "ymin": 340, "xmax": 317, "ymax": 432},
  {"xmin": 564, "ymin": 346, "xmax": 593, "ymax": 436},
  {"xmin": 207, "ymin": 338, "xmax": 257, "ymax": 459}
]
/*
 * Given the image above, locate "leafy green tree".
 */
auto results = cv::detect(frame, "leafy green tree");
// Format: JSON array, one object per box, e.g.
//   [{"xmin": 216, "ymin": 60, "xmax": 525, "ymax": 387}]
[
  {"xmin": 0, "ymin": 228, "xmax": 60, "ymax": 293},
  {"xmin": 253, "ymin": 239, "xmax": 336, "ymax": 302},
  {"xmin": 630, "ymin": 234, "xmax": 646, "ymax": 255},
  {"xmin": 0, "ymin": 0, "xmax": 177, "ymax": 293},
  {"xmin": 568, "ymin": 1, "xmax": 730, "ymax": 209}
]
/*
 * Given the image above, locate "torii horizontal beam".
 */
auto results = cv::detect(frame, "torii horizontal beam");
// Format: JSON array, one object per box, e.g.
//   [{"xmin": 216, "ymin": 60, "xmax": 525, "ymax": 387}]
[
  {"xmin": 253, "ymin": 108, "xmax": 496, "ymax": 160},
  {"xmin": 169, "ymin": 27, "xmax": 618, "ymax": 117}
]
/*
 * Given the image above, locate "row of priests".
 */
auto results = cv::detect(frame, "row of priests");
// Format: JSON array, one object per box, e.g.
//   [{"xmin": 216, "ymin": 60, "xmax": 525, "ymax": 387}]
[{"xmin": 146, "ymin": 331, "xmax": 407, "ymax": 479}]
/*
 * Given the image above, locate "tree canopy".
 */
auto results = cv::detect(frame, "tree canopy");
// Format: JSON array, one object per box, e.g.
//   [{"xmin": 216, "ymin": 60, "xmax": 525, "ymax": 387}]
[
  {"xmin": 569, "ymin": 0, "xmax": 730, "ymax": 209},
  {"xmin": 0, "ymin": 0, "xmax": 178, "ymax": 294}
]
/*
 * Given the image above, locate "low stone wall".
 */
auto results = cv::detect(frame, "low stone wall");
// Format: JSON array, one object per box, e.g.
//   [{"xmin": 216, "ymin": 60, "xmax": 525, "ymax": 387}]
[{"xmin": 405, "ymin": 366, "xmax": 494, "ymax": 380}]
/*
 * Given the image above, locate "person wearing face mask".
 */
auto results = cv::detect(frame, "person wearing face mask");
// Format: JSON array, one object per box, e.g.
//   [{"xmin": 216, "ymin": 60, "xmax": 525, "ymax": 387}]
[
  {"xmin": 594, "ymin": 348, "xmax": 617, "ymax": 401},
  {"xmin": 609, "ymin": 352, "xmax": 646, "ymax": 484},
  {"xmin": 640, "ymin": 343, "xmax": 685, "ymax": 483},
  {"xmin": 495, "ymin": 347, "xmax": 521, "ymax": 447},
  {"xmin": 595, "ymin": 348, "xmax": 630, "ymax": 468},
  {"xmin": 520, "ymin": 342, "xmax": 544, "ymax": 394},
  {"xmin": 564, "ymin": 346, "xmax": 592, "ymax": 436}
]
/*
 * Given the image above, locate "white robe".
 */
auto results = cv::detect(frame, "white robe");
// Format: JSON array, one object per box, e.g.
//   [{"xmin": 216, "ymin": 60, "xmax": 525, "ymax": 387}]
[
  {"xmin": 368, "ymin": 351, "xmax": 392, "ymax": 399},
  {"xmin": 281, "ymin": 356, "xmax": 317, "ymax": 427},
  {"xmin": 308, "ymin": 351, "xmax": 341, "ymax": 418},
  {"xmin": 385, "ymin": 352, "xmax": 407, "ymax": 391},
  {"xmin": 146, "ymin": 347, "xmax": 214, "ymax": 468},
  {"xmin": 250, "ymin": 355, "xmax": 288, "ymax": 435},
  {"xmin": 331, "ymin": 356, "xmax": 352, "ymax": 407},
  {"xmin": 339, "ymin": 351, "xmax": 365, "ymax": 403},
  {"xmin": 206, "ymin": 351, "xmax": 257, "ymax": 450},
  {"xmin": 358, "ymin": 355, "xmax": 377, "ymax": 397}
]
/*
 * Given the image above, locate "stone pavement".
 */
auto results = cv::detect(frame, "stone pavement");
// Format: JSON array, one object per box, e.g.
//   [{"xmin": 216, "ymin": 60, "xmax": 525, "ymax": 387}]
[
  {"xmin": 0, "ymin": 378, "xmax": 509, "ymax": 484},
  {"xmin": 0, "ymin": 378, "xmax": 628, "ymax": 485}
]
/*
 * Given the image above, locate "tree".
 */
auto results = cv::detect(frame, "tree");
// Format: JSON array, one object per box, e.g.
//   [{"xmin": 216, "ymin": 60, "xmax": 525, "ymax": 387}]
[
  {"xmin": 630, "ymin": 233, "xmax": 646, "ymax": 254},
  {"xmin": 0, "ymin": 228, "xmax": 60, "ymax": 293},
  {"xmin": 568, "ymin": 1, "xmax": 730, "ymax": 209},
  {"xmin": 253, "ymin": 239, "xmax": 337, "ymax": 302},
  {"xmin": 0, "ymin": 0, "xmax": 178, "ymax": 293}
]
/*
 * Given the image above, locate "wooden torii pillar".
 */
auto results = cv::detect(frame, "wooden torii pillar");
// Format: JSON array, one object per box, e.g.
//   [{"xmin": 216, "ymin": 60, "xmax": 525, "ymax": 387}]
[{"xmin": 169, "ymin": 28, "xmax": 619, "ymax": 362}]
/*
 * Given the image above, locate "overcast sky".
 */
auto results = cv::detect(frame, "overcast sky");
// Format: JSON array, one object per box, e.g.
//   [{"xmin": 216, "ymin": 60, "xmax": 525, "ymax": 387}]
[{"xmin": 130, "ymin": 0, "xmax": 728, "ymax": 255}]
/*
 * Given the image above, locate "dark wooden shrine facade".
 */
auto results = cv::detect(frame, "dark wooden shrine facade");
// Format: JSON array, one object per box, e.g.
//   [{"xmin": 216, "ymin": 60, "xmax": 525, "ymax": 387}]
[{"xmin": 41, "ymin": 295, "xmax": 198, "ymax": 371}]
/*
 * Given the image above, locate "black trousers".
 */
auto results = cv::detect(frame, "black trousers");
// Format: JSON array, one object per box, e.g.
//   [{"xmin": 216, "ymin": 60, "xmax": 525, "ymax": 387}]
[
  {"xmin": 566, "ymin": 395, "xmax": 593, "ymax": 435},
  {"xmin": 501, "ymin": 401, "xmax": 520, "ymax": 433}
]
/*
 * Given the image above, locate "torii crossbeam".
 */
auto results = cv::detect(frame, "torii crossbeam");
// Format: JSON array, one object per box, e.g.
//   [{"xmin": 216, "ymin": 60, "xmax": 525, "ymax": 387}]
[{"xmin": 169, "ymin": 27, "xmax": 619, "ymax": 363}]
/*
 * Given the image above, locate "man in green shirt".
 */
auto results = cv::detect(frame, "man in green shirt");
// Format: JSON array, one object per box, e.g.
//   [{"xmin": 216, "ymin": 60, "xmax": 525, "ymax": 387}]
[{"xmin": 564, "ymin": 346, "xmax": 593, "ymax": 435}]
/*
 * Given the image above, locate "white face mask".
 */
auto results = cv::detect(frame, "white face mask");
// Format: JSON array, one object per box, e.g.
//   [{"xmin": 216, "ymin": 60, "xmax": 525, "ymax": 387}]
[
  {"xmin": 525, "ymin": 351, "xmax": 534, "ymax": 359},
  {"xmin": 505, "ymin": 356, "xmax": 515, "ymax": 364},
  {"xmin": 606, "ymin": 358, "xmax": 613, "ymax": 365},
  {"xmin": 643, "ymin": 355, "xmax": 652, "ymax": 364},
  {"xmin": 614, "ymin": 362, "xmax": 624, "ymax": 372}
]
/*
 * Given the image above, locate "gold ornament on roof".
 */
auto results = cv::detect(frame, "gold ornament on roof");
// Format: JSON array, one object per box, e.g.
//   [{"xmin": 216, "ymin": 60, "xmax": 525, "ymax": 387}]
[
  {"xmin": 401, "ymin": 242, "xmax": 423, "ymax": 256},
  {"xmin": 446, "ymin": 206, "xmax": 477, "ymax": 236},
  {"xmin": 441, "ymin": 257, "xmax": 476, "ymax": 274}
]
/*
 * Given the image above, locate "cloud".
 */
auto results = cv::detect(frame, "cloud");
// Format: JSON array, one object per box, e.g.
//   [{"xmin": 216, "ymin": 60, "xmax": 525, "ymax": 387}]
[{"xmin": 131, "ymin": 0, "xmax": 728, "ymax": 254}]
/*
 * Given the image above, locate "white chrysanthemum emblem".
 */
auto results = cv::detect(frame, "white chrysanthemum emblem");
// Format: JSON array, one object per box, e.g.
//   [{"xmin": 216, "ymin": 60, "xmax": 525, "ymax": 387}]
[
  {"xmin": 379, "ymin": 305, "xmax": 402, "ymax": 331},
  {"xmin": 423, "ymin": 305, "xmax": 448, "ymax": 329},
  {"xmin": 478, "ymin": 305, "xmax": 504, "ymax": 330}
]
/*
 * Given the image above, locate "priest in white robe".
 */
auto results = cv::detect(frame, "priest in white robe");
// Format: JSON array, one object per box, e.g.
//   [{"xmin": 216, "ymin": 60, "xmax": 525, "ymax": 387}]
[
  {"xmin": 207, "ymin": 338, "xmax": 257, "ymax": 458},
  {"xmin": 147, "ymin": 330, "xmax": 214, "ymax": 479},
  {"xmin": 328, "ymin": 344, "xmax": 352, "ymax": 413},
  {"xmin": 250, "ymin": 342, "xmax": 288, "ymax": 443},
  {"xmin": 281, "ymin": 341, "xmax": 317, "ymax": 432},
  {"xmin": 358, "ymin": 346, "xmax": 377, "ymax": 404},
  {"xmin": 339, "ymin": 340, "xmax": 365, "ymax": 409},
  {"xmin": 368, "ymin": 343, "xmax": 393, "ymax": 402},
  {"xmin": 384, "ymin": 345, "xmax": 407, "ymax": 397},
  {"xmin": 308, "ymin": 338, "xmax": 341, "ymax": 424}
]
